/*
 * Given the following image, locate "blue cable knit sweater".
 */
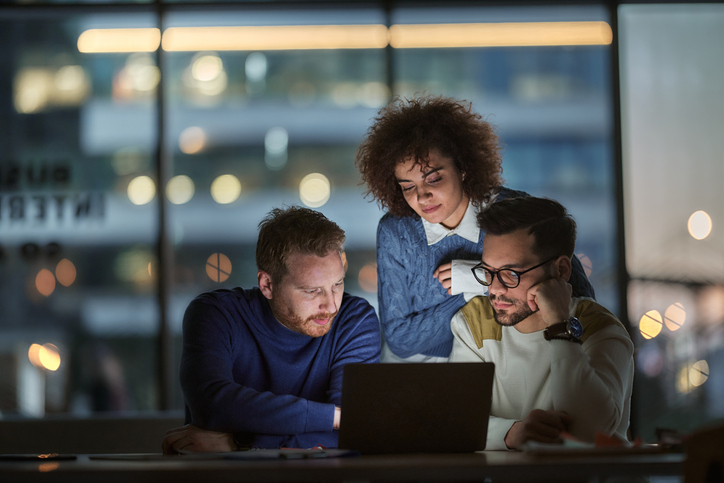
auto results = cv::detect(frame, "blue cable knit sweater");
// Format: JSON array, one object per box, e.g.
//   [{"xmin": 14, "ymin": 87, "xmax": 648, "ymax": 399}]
[
  {"xmin": 376, "ymin": 187, "xmax": 594, "ymax": 359},
  {"xmin": 180, "ymin": 287, "xmax": 381, "ymax": 449}
]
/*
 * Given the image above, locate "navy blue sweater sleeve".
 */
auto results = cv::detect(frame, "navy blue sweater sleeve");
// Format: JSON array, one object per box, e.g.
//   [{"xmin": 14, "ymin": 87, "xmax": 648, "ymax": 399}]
[
  {"xmin": 180, "ymin": 297, "xmax": 331, "ymax": 436},
  {"xmin": 264, "ymin": 297, "xmax": 381, "ymax": 449},
  {"xmin": 180, "ymin": 290, "xmax": 380, "ymax": 449},
  {"xmin": 252, "ymin": 296, "xmax": 381, "ymax": 449}
]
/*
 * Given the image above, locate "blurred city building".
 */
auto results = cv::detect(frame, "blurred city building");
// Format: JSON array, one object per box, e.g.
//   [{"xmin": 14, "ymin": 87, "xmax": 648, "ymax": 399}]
[{"xmin": 0, "ymin": 1, "xmax": 721, "ymax": 443}]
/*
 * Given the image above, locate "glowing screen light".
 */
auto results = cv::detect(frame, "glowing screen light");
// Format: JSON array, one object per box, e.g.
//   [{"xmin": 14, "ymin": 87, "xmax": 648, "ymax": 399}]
[
  {"xmin": 167, "ymin": 175, "xmax": 195, "ymax": 205},
  {"xmin": 688, "ymin": 210, "xmax": 712, "ymax": 240},
  {"xmin": 127, "ymin": 176, "xmax": 156, "ymax": 205},
  {"xmin": 299, "ymin": 173, "xmax": 331, "ymax": 208},
  {"xmin": 210, "ymin": 174, "xmax": 241, "ymax": 204},
  {"xmin": 639, "ymin": 310, "xmax": 663, "ymax": 339}
]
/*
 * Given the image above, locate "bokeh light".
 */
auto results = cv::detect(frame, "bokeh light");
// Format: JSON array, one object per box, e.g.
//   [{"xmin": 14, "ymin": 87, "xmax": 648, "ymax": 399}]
[
  {"xmin": 167, "ymin": 175, "xmax": 195, "ymax": 204},
  {"xmin": 114, "ymin": 249, "xmax": 154, "ymax": 284},
  {"xmin": 676, "ymin": 365, "xmax": 693, "ymax": 394},
  {"xmin": 38, "ymin": 343, "xmax": 61, "ymax": 371},
  {"xmin": 14, "ymin": 68, "xmax": 52, "ymax": 114},
  {"xmin": 29, "ymin": 343, "xmax": 62, "ymax": 371},
  {"xmin": 179, "ymin": 126, "xmax": 207, "ymax": 154},
  {"xmin": 359, "ymin": 81, "xmax": 390, "ymax": 108},
  {"xmin": 639, "ymin": 310, "xmax": 663, "ymax": 339},
  {"xmin": 55, "ymin": 259, "xmax": 77, "ymax": 287},
  {"xmin": 211, "ymin": 174, "xmax": 242, "ymax": 204},
  {"xmin": 36, "ymin": 268, "xmax": 56, "ymax": 296},
  {"xmin": 664, "ymin": 302, "xmax": 686, "ymax": 332},
  {"xmin": 28, "ymin": 343, "xmax": 43, "ymax": 367},
  {"xmin": 689, "ymin": 360, "xmax": 709, "ymax": 387},
  {"xmin": 358, "ymin": 263, "xmax": 378, "ymax": 293},
  {"xmin": 265, "ymin": 127, "xmax": 289, "ymax": 170},
  {"xmin": 127, "ymin": 176, "xmax": 156, "ymax": 205},
  {"xmin": 206, "ymin": 253, "xmax": 232, "ymax": 282},
  {"xmin": 688, "ymin": 210, "xmax": 712, "ymax": 240},
  {"xmin": 192, "ymin": 54, "xmax": 223, "ymax": 82},
  {"xmin": 124, "ymin": 53, "xmax": 160, "ymax": 92},
  {"xmin": 299, "ymin": 173, "xmax": 331, "ymax": 208},
  {"xmin": 245, "ymin": 52, "xmax": 267, "ymax": 81}
]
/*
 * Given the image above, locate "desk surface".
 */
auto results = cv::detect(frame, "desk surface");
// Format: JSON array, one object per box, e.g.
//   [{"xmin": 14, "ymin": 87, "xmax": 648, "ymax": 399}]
[{"xmin": 0, "ymin": 450, "xmax": 684, "ymax": 483}]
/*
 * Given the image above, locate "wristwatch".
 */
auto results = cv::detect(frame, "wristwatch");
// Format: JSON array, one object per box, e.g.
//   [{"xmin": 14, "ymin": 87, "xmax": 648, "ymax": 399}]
[{"xmin": 544, "ymin": 316, "xmax": 583, "ymax": 343}]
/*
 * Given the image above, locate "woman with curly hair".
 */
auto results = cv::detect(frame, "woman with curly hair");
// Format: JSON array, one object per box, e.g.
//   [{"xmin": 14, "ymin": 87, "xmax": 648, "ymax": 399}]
[{"xmin": 356, "ymin": 95, "xmax": 594, "ymax": 362}]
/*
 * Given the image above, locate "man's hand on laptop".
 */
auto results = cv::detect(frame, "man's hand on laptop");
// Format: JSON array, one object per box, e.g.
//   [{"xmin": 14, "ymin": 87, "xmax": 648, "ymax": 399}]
[
  {"xmin": 504, "ymin": 409, "xmax": 571, "ymax": 450},
  {"xmin": 162, "ymin": 424, "xmax": 237, "ymax": 454}
]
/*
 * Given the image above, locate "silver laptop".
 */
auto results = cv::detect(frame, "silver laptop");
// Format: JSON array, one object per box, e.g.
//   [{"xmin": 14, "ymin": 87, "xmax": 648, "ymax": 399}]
[{"xmin": 338, "ymin": 362, "xmax": 495, "ymax": 454}]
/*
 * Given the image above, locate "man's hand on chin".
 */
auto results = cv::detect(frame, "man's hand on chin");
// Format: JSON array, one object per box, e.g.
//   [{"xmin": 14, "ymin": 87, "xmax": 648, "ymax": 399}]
[
  {"xmin": 527, "ymin": 277, "xmax": 572, "ymax": 327},
  {"xmin": 162, "ymin": 424, "xmax": 237, "ymax": 455}
]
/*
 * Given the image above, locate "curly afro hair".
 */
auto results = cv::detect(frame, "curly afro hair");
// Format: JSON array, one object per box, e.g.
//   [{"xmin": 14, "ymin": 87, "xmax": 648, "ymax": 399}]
[{"xmin": 355, "ymin": 95, "xmax": 503, "ymax": 218}]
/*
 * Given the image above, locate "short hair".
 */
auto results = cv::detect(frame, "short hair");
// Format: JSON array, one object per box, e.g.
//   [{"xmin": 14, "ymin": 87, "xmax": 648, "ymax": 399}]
[
  {"xmin": 256, "ymin": 206, "xmax": 345, "ymax": 283},
  {"xmin": 355, "ymin": 94, "xmax": 503, "ymax": 217},
  {"xmin": 477, "ymin": 197, "xmax": 577, "ymax": 260}
]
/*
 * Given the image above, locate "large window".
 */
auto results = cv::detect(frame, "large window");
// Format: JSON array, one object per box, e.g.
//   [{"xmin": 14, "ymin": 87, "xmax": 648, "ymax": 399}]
[
  {"xmin": 0, "ymin": 1, "xmax": 629, "ymax": 430},
  {"xmin": 619, "ymin": 3, "xmax": 724, "ymax": 441}
]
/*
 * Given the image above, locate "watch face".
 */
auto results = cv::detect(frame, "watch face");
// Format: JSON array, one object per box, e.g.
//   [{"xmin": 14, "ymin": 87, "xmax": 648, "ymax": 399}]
[{"xmin": 568, "ymin": 317, "xmax": 583, "ymax": 339}]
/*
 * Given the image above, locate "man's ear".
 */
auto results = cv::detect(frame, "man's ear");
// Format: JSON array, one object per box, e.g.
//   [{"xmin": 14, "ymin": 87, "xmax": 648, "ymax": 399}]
[
  {"xmin": 555, "ymin": 256, "xmax": 573, "ymax": 282},
  {"xmin": 258, "ymin": 271, "xmax": 273, "ymax": 300}
]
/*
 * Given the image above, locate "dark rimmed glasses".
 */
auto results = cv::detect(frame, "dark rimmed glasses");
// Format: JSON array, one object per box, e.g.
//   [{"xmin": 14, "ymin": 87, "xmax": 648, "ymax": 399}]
[{"xmin": 471, "ymin": 257, "xmax": 557, "ymax": 289}]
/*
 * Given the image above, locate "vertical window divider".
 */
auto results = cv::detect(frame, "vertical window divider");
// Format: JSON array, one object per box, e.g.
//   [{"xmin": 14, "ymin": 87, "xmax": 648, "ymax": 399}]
[
  {"xmin": 155, "ymin": 0, "xmax": 174, "ymax": 412},
  {"xmin": 609, "ymin": 1, "xmax": 634, "ymax": 437}
]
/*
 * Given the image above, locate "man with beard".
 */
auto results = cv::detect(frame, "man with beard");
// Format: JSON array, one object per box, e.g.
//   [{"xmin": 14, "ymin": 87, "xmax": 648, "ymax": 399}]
[
  {"xmin": 449, "ymin": 197, "xmax": 633, "ymax": 450},
  {"xmin": 163, "ymin": 207, "xmax": 381, "ymax": 453}
]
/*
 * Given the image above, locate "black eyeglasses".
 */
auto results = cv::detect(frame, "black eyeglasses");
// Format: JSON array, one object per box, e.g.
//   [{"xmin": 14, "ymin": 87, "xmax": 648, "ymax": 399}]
[{"xmin": 471, "ymin": 257, "xmax": 557, "ymax": 289}]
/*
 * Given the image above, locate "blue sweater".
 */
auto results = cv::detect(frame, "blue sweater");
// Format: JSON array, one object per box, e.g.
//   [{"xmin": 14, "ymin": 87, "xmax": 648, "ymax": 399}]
[
  {"xmin": 180, "ymin": 287, "xmax": 381, "ymax": 449},
  {"xmin": 376, "ymin": 187, "xmax": 594, "ymax": 359}
]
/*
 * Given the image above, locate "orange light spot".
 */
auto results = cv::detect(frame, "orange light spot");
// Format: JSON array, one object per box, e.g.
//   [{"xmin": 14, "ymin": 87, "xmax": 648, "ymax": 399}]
[
  {"xmin": 206, "ymin": 253, "xmax": 232, "ymax": 283},
  {"xmin": 36, "ymin": 268, "xmax": 56, "ymax": 296},
  {"xmin": 358, "ymin": 264, "xmax": 378, "ymax": 293},
  {"xmin": 55, "ymin": 259, "xmax": 77, "ymax": 287}
]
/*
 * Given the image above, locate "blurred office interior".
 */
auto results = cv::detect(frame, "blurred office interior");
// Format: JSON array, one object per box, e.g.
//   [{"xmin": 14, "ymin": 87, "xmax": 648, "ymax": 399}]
[{"xmin": 0, "ymin": 0, "xmax": 722, "ymax": 443}]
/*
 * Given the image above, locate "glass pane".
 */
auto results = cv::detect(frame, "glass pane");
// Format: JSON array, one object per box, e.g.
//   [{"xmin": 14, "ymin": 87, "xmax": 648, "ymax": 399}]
[
  {"xmin": 162, "ymin": 7, "xmax": 388, "ymax": 409},
  {"xmin": 620, "ymin": 3, "xmax": 724, "ymax": 441},
  {"xmin": 392, "ymin": 5, "xmax": 617, "ymax": 310},
  {"xmin": 0, "ymin": 10, "xmax": 160, "ymax": 415}
]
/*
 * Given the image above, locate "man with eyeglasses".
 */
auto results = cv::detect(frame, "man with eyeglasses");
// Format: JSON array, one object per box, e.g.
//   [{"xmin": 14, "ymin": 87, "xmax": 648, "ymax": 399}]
[{"xmin": 449, "ymin": 197, "xmax": 634, "ymax": 450}]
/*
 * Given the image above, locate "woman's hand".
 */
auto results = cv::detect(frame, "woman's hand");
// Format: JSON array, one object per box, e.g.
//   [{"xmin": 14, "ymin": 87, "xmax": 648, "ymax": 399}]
[{"xmin": 433, "ymin": 262, "xmax": 453, "ymax": 295}]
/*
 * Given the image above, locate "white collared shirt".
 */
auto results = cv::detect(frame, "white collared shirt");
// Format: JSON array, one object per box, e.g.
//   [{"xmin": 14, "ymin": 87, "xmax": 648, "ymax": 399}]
[{"xmin": 420, "ymin": 196, "xmax": 498, "ymax": 300}]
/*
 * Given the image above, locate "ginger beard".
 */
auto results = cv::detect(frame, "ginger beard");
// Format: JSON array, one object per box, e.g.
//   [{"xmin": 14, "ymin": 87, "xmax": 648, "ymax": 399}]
[
  {"xmin": 264, "ymin": 250, "xmax": 345, "ymax": 338},
  {"xmin": 269, "ymin": 297, "xmax": 338, "ymax": 338}
]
